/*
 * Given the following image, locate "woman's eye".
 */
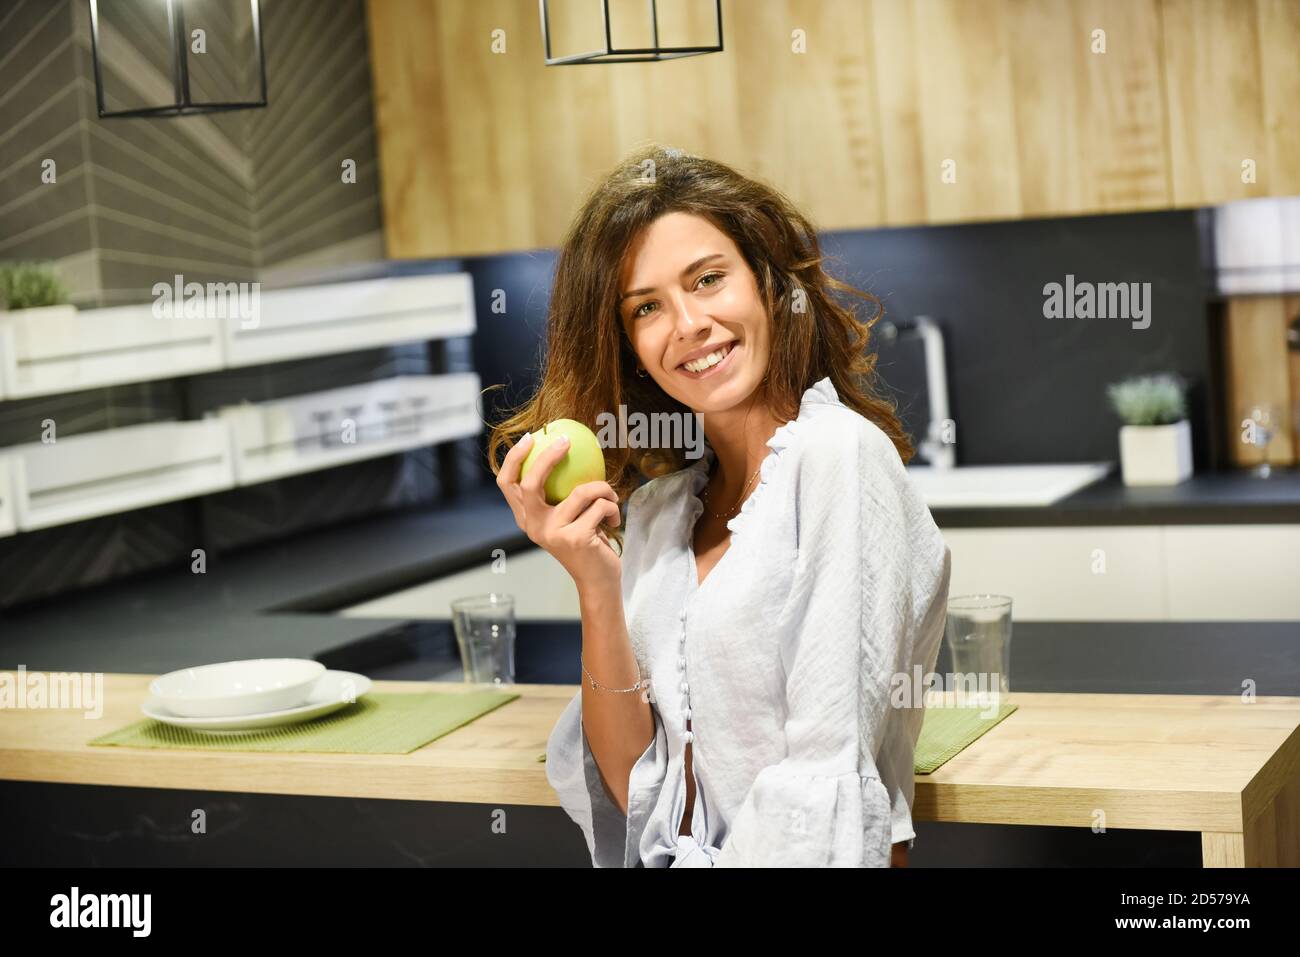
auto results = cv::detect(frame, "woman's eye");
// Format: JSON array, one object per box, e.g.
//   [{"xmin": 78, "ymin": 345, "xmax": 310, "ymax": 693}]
[{"xmin": 631, "ymin": 274, "xmax": 722, "ymax": 319}]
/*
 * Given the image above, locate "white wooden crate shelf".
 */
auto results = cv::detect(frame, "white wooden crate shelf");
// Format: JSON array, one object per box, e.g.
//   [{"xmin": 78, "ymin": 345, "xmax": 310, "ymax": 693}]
[
  {"xmin": 0, "ymin": 273, "xmax": 476, "ymax": 400},
  {"xmin": 222, "ymin": 273, "xmax": 475, "ymax": 368},
  {"xmin": 218, "ymin": 373, "xmax": 482, "ymax": 486},
  {"xmin": 9, "ymin": 420, "xmax": 236, "ymax": 532},
  {"xmin": 0, "ymin": 454, "xmax": 15, "ymax": 538},
  {"xmin": 0, "ymin": 304, "xmax": 223, "ymax": 400}
]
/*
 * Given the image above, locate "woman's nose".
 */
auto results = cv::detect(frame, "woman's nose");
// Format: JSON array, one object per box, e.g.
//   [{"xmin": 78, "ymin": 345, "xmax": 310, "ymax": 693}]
[{"xmin": 669, "ymin": 292, "xmax": 709, "ymax": 334}]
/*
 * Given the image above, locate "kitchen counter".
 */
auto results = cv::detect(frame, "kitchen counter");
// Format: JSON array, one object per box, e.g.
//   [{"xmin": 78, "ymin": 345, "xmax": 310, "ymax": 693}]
[
  {"xmin": 3, "ymin": 672, "xmax": 1298, "ymax": 867},
  {"xmin": 4, "ymin": 614, "xmax": 1299, "ymax": 866}
]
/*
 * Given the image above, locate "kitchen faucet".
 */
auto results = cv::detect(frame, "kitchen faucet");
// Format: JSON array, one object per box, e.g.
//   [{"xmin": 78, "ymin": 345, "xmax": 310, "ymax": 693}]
[{"xmin": 878, "ymin": 314, "xmax": 955, "ymax": 469}]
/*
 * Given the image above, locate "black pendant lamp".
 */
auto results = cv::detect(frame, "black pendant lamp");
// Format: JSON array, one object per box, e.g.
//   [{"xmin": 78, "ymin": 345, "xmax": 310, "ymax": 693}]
[
  {"xmin": 87, "ymin": 0, "xmax": 268, "ymax": 118},
  {"xmin": 540, "ymin": 0, "xmax": 723, "ymax": 65}
]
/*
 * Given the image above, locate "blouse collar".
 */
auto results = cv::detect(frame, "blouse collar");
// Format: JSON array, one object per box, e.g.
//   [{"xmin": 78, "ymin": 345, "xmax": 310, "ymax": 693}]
[{"xmin": 682, "ymin": 376, "xmax": 843, "ymax": 536}]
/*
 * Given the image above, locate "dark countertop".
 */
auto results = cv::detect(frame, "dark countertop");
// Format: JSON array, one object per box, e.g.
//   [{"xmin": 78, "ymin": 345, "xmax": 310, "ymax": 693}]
[
  {"xmin": 0, "ymin": 485, "xmax": 530, "ymax": 674},
  {"xmin": 931, "ymin": 468, "xmax": 1300, "ymax": 527},
  {"xmin": 1, "ymin": 470, "xmax": 1298, "ymax": 675}
]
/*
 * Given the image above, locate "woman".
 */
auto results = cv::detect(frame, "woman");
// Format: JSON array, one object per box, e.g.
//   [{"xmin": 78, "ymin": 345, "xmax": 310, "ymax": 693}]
[{"xmin": 489, "ymin": 145, "xmax": 951, "ymax": 868}]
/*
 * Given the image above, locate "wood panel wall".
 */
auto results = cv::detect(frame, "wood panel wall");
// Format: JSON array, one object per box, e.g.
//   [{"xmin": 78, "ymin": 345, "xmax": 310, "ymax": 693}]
[{"xmin": 367, "ymin": 0, "xmax": 1300, "ymax": 259}]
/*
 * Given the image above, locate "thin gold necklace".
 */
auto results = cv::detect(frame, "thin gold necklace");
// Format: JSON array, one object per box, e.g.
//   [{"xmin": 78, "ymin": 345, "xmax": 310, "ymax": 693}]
[{"xmin": 701, "ymin": 460, "xmax": 763, "ymax": 520}]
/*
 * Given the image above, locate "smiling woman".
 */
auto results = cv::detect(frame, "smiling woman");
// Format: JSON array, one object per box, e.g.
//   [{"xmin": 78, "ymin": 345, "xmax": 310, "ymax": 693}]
[
  {"xmin": 485, "ymin": 144, "xmax": 914, "ymax": 520},
  {"xmin": 486, "ymin": 144, "xmax": 950, "ymax": 868}
]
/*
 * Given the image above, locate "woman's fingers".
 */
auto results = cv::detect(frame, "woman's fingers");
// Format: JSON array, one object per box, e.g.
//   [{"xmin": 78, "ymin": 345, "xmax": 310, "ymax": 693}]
[
  {"xmin": 497, "ymin": 431, "xmax": 535, "ymax": 487},
  {"xmin": 553, "ymin": 480, "xmax": 617, "ymax": 526},
  {"xmin": 517, "ymin": 435, "xmax": 572, "ymax": 506},
  {"xmin": 571, "ymin": 497, "xmax": 621, "ymax": 540},
  {"xmin": 495, "ymin": 432, "xmax": 534, "ymax": 525}
]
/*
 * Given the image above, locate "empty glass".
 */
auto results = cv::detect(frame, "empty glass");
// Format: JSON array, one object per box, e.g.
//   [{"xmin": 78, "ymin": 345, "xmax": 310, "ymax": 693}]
[
  {"xmin": 944, "ymin": 595, "xmax": 1012, "ymax": 709},
  {"xmin": 450, "ymin": 593, "xmax": 516, "ymax": 687}
]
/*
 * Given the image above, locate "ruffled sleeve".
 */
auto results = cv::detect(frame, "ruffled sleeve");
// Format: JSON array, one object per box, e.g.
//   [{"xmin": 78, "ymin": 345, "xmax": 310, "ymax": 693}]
[
  {"xmin": 712, "ymin": 408, "xmax": 951, "ymax": 867},
  {"xmin": 545, "ymin": 686, "xmax": 670, "ymax": 868},
  {"xmin": 876, "ymin": 698, "xmax": 926, "ymax": 850}
]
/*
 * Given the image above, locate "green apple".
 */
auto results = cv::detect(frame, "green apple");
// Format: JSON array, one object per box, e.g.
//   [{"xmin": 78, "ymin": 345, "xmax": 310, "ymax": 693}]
[{"xmin": 520, "ymin": 419, "xmax": 606, "ymax": 505}]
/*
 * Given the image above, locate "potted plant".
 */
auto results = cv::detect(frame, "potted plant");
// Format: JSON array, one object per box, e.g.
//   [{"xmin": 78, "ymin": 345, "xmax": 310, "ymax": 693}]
[
  {"xmin": 1106, "ymin": 373, "xmax": 1193, "ymax": 486},
  {"xmin": 0, "ymin": 261, "xmax": 72, "ymax": 318}
]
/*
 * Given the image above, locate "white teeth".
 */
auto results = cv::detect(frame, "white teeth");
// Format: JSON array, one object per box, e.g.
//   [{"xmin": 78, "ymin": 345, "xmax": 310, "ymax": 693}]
[{"xmin": 683, "ymin": 342, "xmax": 732, "ymax": 373}]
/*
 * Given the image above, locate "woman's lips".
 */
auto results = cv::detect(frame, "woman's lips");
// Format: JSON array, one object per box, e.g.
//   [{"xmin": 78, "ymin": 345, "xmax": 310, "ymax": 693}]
[{"xmin": 677, "ymin": 341, "xmax": 739, "ymax": 380}]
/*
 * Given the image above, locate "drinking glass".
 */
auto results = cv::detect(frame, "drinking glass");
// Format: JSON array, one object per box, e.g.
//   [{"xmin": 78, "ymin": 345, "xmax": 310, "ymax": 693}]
[
  {"xmin": 944, "ymin": 595, "xmax": 1012, "ymax": 709},
  {"xmin": 450, "ymin": 593, "xmax": 516, "ymax": 687}
]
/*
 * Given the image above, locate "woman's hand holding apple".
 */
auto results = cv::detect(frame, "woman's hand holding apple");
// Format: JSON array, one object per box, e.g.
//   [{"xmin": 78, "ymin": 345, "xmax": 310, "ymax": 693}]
[{"xmin": 497, "ymin": 430, "xmax": 622, "ymax": 595}]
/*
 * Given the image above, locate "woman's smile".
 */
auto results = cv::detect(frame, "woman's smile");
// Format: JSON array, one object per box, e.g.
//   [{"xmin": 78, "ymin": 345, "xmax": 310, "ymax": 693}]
[{"xmin": 676, "ymin": 340, "xmax": 740, "ymax": 380}]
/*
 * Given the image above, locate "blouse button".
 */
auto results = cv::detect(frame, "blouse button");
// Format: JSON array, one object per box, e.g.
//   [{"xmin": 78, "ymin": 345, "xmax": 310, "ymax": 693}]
[
  {"xmin": 676, "ymin": 655, "xmax": 687, "ymax": 672},
  {"xmin": 681, "ymin": 730, "xmax": 694, "ymax": 744},
  {"xmin": 679, "ymin": 680, "xmax": 688, "ymax": 694}
]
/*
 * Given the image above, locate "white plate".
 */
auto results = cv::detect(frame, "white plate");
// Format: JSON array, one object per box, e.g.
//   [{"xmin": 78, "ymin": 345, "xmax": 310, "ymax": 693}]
[{"xmin": 142, "ymin": 670, "xmax": 372, "ymax": 731}]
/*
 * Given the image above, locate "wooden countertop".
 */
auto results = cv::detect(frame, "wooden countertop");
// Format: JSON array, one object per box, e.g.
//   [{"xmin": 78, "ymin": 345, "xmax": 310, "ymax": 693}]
[{"xmin": 3, "ymin": 673, "xmax": 1298, "ymax": 865}]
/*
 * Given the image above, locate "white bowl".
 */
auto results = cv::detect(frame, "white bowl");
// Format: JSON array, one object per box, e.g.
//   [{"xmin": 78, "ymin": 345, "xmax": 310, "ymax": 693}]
[{"xmin": 149, "ymin": 658, "xmax": 326, "ymax": 718}]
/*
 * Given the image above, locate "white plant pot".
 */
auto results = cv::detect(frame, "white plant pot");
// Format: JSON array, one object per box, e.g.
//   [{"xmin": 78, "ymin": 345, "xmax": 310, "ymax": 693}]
[{"xmin": 1118, "ymin": 419, "xmax": 1193, "ymax": 486}]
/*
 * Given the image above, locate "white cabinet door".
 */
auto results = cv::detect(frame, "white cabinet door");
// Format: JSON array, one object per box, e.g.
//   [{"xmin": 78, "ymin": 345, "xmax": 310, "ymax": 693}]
[
  {"xmin": 940, "ymin": 527, "xmax": 1168, "ymax": 621},
  {"xmin": 1163, "ymin": 525, "xmax": 1300, "ymax": 620}
]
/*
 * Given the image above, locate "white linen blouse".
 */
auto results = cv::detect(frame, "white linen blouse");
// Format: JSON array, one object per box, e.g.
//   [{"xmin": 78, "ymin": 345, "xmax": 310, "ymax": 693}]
[{"xmin": 545, "ymin": 375, "xmax": 953, "ymax": 867}]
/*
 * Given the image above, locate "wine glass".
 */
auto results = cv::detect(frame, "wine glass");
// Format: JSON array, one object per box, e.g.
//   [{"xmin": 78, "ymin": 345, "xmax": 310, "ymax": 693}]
[{"xmin": 1241, "ymin": 404, "xmax": 1278, "ymax": 478}]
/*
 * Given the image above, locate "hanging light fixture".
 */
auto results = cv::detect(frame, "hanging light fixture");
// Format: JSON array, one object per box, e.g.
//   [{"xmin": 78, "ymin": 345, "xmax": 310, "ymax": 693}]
[
  {"xmin": 539, "ymin": 0, "xmax": 723, "ymax": 65},
  {"xmin": 87, "ymin": 0, "xmax": 268, "ymax": 118}
]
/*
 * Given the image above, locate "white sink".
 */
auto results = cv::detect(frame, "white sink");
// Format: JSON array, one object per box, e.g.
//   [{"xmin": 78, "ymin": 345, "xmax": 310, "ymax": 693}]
[{"xmin": 905, "ymin": 462, "xmax": 1113, "ymax": 508}]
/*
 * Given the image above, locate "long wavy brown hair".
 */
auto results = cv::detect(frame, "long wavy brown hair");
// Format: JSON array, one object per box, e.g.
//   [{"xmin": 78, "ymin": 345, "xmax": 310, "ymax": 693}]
[{"xmin": 485, "ymin": 143, "xmax": 913, "ymax": 551}]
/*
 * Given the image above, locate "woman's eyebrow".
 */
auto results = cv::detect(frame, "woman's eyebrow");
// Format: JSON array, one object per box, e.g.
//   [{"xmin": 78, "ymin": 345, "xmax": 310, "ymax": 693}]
[{"xmin": 619, "ymin": 253, "xmax": 726, "ymax": 302}]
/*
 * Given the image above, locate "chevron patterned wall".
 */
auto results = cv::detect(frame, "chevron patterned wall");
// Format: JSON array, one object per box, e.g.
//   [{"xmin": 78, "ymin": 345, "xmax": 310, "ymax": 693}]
[{"xmin": 0, "ymin": 0, "xmax": 481, "ymax": 609}]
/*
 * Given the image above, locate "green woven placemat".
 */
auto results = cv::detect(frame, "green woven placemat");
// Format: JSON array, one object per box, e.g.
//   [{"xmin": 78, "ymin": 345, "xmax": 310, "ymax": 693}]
[
  {"xmin": 88, "ymin": 690, "xmax": 519, "ymax": 754},
  {"xmin": 914, "ymin": 703, "xmax": 1017, "ymax": 773},
  {"xmin": 529, "ymin": 703, "xmax": 1020, "ymax": 771}
]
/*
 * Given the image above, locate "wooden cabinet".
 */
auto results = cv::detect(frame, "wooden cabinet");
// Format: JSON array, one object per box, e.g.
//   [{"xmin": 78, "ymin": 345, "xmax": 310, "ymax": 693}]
[
  {"xmin": 1163, "ymin": 0, "xmax": 1300, "ymax": 206},
  {"xmin": 367, "ymin": 0, "xmax": 1300, "ymax": 259},
  {"xmin": 1222, "ymin": 294, "xmax": 1300, "ymax": 468}
]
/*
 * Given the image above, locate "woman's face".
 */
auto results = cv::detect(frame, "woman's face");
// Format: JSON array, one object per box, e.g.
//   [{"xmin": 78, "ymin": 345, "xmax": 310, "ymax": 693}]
[{"xmin": 618, "ymin": 211, "xmax": 771, "ymax": 414}]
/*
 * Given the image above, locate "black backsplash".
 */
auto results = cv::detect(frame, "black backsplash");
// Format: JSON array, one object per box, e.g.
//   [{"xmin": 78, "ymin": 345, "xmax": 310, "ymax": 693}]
[{"xmin": 825, "ymin": 209, "xmax": 1212, "ymax": 468}]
